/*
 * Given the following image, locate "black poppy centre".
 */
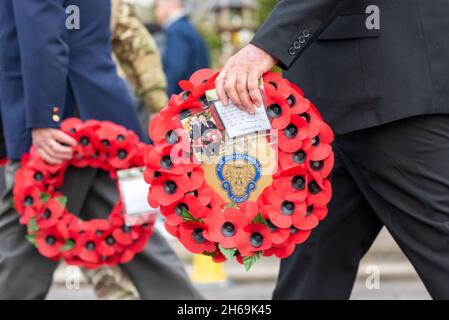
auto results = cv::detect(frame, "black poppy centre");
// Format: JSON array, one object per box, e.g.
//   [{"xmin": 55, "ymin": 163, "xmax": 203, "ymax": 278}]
[
  {"xmin": 165, "ymin": 130, "xmax": 179, "ymax": 145},
  {"xmin": 24, "ymin": 196, "xmax": 34, "ymax": 207},
  {"xmin": 192, "ymin": 228, "xmax": 206, "ymax": 243},
  {"xmin": 42, "ymin": 209, "xmax": 51, "ymax": 219},
  {"xmin": 309, "ymin": 181, "xmax": 322, "ymax": 195},
  {"xmin": 267, "ymin": 104, "xmax": 282, "ymax": 119},
  {"xmin": 284, "ymin": 124, "xmax": 298, "ymax": 139},
  {"xmin": 286, "ymin": 94, "xmax": 296, "ymax": 107},
  {"xmin": 291, "ymin": 175, "xmax": 306, "ymax": 190},
  {"xmin": 250, "ymin": 232, "xmax": 264, "ymax": 248},
  {"xmin": 293, "ymin": 150, "xmax": 306, "ymax": 164},
  {"xmin": 34, "ymin": 171, "xmax": 44, "ymax": 181},
  {"xmin": 117, "ymin": 149, "xmax": 128, "ymax": 159},
  {"xmin": 175, "ymin": 203, "xmax": 188, "ymax": 217},
  {"xmin": 80, "ymin": 136, "xmax": 90, "ymax": 146},
  {"xmin": 86, "ymin": 241, "xmax": 96, "ymax": 251},
  {"xmin": 221, "ymin": 222, "xmax": 236, "ymax": 237},
  {"xmin": 281, "ymin": 201, "xmax": 295, "ymax": 215},
  {"xmin": 164, "ymin": 180, "xmax": 178, "ymax": 195},
  {"xmin": 160, "ymin": 155, "xmax": 173, "ymax": 170},
  {"xmin": 310, "ymin": 160, "xmax": 324, "ymax": 171},
  {"xmin": 45, "ymin": 236, "xmax": 56, "ymax": 246}
]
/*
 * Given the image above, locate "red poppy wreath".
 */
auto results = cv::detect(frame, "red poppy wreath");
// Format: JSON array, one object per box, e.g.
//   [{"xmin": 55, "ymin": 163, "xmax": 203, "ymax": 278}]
[
  {"xmin": 13, "ymin": 118, "xmax": 155, "ymax": 269},
  {"xmin": 146, "ymin": 69, "xmax": 335, "ymax": 270}
]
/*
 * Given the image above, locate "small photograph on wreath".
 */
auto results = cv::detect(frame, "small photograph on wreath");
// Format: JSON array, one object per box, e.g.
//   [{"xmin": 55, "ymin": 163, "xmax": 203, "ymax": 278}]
[{"xmin": 181, "ymin": 109, "xmax": 225, "ymax": 163}]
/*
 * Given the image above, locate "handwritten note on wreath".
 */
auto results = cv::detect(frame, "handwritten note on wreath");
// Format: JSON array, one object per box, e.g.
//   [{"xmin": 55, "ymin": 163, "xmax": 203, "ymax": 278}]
[{"xmin": 207, "ymin": 89, "xmax": 272, "ymax": 138}]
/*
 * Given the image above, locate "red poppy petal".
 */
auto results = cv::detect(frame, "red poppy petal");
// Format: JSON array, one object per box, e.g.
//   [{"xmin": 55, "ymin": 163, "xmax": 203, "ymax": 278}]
[
  {"xmin": 239, "ymin": 201, "xmax": 259, "ymax": 222},
  {"xmin": 310, "ymin": 144, "xmax": 332, "ymax": 161},
  {"xmin": 112, "ymin": 229, "xmax": 134, "ymax": 245},
  {"xmin": 293, "ymin": 214, "xmax": 319, "ymax": 230},
  {"xmin": 291, "ymin": 229, "xmax": 312, "ymax": 244},
  {"xmin": 290, "ymin": 97, "xmax": 311, "ymax": 115},
  {"xmin": 165, "ymin": 222, "xmax": 180, "ymax": 237},
  {"xmin": 268, "ymin": 208, "xmax": 292, "ymax": 229},
  {"xmin": 270, "ymin": 228, "xmax": 291, "ymax": 245},
  {"xmin": 188, "ymin": 167, "xmax": 205, "ymax": 191},
  {"xmin": 119, "ymin": 250, "xmax": 135, "ymax": 264},
  {"xmin": 79, "ymin": 248, "xmax": 99, "ymax": 263},
  {"xmin": 274, "ymin": 242, "xmax": 296, "ymax": 259},
  {"xmin": 189, "ymin": 68, "xmax": 214, "ymax": 86}
]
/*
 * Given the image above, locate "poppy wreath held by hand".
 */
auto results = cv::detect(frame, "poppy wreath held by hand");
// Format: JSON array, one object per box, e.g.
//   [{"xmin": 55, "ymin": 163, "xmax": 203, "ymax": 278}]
[
  {"xmin": 146, "ymin": 69, "xmax": 335, "ymax": 270},
  {"xmin": 13, "ymin": 118, "xmax": 154, "ymax": 269}
]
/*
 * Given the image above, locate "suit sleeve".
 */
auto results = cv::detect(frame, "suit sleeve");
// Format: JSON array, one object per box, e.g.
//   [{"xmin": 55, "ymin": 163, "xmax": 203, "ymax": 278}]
[
  {"xmin": 12, "ymin": 0, "xmax": 69, "ymax": 129},
  {"xmin": 163, "ymin": 30, "xmax": 191, "ymax": 96},
  {"xmin": 251, "ymin": 0, "xmax": 345, "ymax": 69}
]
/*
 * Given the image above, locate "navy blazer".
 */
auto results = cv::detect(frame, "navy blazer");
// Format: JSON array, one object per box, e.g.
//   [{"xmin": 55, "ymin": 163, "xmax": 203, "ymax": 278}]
[
  {"xmin": 0, "ymin": 0, "xmax": 145, "ymax": 160},
  {"xmin": 163, "ymin": 16, "xmax": 210, "ymax": 97}
]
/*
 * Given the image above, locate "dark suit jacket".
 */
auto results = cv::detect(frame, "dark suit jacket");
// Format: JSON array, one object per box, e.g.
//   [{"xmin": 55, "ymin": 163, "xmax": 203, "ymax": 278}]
[
  {"xmin": 163, "ymin": 16, "xmax": 210, "ymax": 97},
  {"xmin": 251, "ymin": 0, "xmax": 449, "ymax": 135},
  {"xmin": 0, "ymin": 0, "xmax": 145, "ymax": 160}
]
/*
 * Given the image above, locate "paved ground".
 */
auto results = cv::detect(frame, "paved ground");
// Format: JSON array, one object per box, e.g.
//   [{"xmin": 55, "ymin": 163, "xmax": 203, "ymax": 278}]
[
  {"xmin": 47, "ymin": 279, "xmax": 430, "ymax": 300},
  {"xmin": 0, "ymin": 223, "xmax": 424, "ymax": 300},
  {"xmin": 46, "ymin": 228, "xmax": 431, "ymax": 300}
]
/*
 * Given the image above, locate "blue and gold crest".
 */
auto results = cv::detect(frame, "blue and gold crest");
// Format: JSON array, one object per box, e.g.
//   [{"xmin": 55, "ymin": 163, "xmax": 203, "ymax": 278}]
[{"xmin": 216, "ymin": 154, "xmax": 261, "ymax": 204}]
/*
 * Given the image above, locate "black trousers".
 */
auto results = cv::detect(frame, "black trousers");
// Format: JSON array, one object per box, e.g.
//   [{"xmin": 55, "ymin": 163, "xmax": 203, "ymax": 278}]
[{"xmin": 273, "ymin": 115, "xmax": 449, "ymax": 300}]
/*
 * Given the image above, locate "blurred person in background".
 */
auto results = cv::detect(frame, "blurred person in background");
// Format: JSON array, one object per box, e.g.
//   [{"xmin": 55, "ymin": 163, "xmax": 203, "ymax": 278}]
[{"xmin": 154, "ymin": 0, "xmax": 210, "ymax": 96}]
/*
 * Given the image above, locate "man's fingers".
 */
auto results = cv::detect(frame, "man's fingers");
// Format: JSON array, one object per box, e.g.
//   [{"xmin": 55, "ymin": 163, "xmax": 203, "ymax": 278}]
[
  {"xmin": 248, "ymin": 70, "xmax": 262, "ymax": 108},
  {"xmin": 36, "ymin": 148, "xmax": 60, "ymax": 165},
  {"xmin": 236, "ymin": 73, "xmax": 254, "ymax": 114},
  {"xmin": 32, "ymin": 129, "xmax": 73, "ymax": 164},
  {"xmin": 49, "ymin": 140, "xmax": 74, "ymax": 158},
  {"xmin": 42, "ymin": 142, "xmax": 70, "ymax": 163},
  {"xmin": 224, "ymin": 70, "xmax": 243, "ymax": 108},
  {"xmin": 217, "ymin": 43, "xmax": 277, "ymax": 110},
  {"xmin": 53, "ymin": 130, "xmax": 77, "ymax": 147},
  {"xmin": 215, "ymin": 69, "xmax": 229, "ymax": 106},
  {"xmin": 50, "ymin": 146, "xmax": 72, "ymax": 161},
  {"xmin": 39, "ymin": 142, "xmax": 56, "ymax": 158}
]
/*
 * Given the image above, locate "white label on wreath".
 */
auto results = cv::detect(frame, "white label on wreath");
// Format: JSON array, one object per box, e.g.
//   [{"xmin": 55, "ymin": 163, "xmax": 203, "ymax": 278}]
[{"xmin": 118, "ymin": 167, "xmax": 159, "ymax": 226}]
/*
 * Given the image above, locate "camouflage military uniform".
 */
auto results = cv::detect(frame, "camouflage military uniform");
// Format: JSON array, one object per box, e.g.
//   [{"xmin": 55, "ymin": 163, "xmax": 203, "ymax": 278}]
[
  {"xmin": 111, "ymin": 0, "xmax": 168, "ymax": 113},
  {"xmin": 83, "ymin": 266, "xmax": 139, "ymax": 300},
  {"xmin": 80, "ymin": 0, "xmax": 170, "ymax": 300}
]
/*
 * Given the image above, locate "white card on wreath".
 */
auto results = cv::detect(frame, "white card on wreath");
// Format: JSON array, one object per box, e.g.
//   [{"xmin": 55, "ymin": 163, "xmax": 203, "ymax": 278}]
[
  {"xmin": 117, "ymin": 167, "xmax": 159, "ymax": 225},
  {"xmin": 206, "ymin": 88, "xmax": 271, "ymax": 138}
]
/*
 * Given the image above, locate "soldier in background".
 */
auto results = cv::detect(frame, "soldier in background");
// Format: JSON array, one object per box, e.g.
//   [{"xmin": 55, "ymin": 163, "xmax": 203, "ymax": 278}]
[{"xmin": 111, "ymin": 0, "xmax": 168, "ymax": 114}]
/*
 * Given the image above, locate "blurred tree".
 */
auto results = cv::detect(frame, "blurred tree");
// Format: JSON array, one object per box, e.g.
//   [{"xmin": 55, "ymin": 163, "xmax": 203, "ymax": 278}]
[{"xmin": 257, "ymin": 0, "xmax": 277, "ymax": 25}]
